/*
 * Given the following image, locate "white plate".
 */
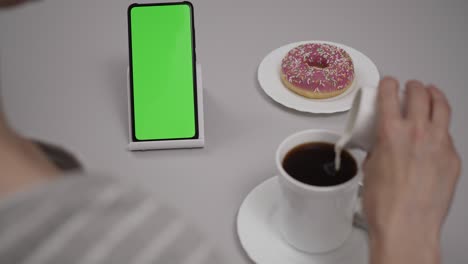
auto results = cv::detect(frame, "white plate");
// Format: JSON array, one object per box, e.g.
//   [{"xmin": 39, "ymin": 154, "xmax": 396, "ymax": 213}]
[
  {"xmin": 257, "ymin": 41, "xmax": 380, "ymax": 113},
  {"xmin": 237, "ymin": 177, "xmax": 369, "ymax": 264}
]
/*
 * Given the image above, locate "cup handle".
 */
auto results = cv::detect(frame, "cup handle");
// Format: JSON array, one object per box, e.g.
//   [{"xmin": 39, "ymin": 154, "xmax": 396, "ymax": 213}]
[{"xmin": 353, "ymin": 182, "xmax": 368, "ymax": 231}]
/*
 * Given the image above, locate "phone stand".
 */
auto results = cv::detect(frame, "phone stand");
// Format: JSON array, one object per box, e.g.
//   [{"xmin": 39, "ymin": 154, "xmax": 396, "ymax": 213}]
[{"xmin": 126, "ymin": 64, "xmax": 205, "ymax": 151}]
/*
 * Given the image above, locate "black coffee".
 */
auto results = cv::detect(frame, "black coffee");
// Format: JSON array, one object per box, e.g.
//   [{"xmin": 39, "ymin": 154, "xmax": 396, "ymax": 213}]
[{"xmin": 282, "ymin": 142, "xmax": 357, "ymax": 187}]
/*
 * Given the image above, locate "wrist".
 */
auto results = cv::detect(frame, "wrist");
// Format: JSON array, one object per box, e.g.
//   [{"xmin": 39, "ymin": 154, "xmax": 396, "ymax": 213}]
[{"xmin": 370, "ymin": 229, "xmax": 441, "ymax": 264}]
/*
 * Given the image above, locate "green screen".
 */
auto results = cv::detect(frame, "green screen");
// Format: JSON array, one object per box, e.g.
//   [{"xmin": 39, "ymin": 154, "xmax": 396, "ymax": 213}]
[{"xmin": 129, "ymin": 3, "xmax": 197, "ymax": 141}]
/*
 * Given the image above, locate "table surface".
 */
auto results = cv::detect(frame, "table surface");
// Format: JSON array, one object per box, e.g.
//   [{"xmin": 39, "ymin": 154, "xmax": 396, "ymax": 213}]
[{"xmin": 1, "ymin": 0, "xmax": 467, "ymax": 263}]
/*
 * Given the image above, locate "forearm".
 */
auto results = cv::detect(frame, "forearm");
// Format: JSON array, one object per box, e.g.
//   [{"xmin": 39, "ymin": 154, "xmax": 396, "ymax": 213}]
[
  {"xmin": 0, "ymin": 135, "xmax": 60, "ymax": 197},
  {"xmin": 0, "ymin": 110, "xmax": 15, "ymax": 140}
]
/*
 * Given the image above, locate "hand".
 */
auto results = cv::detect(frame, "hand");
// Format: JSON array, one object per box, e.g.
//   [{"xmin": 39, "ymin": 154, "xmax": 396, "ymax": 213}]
[{"xmin": 362, "ymin": 77, "xmax": 461, "ymax": 264}]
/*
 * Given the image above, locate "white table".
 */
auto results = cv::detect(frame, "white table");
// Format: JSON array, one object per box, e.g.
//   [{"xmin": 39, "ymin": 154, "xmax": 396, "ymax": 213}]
[{"xmin": 1, "ymin": 0, "xmax": 467, "ymax": 262}]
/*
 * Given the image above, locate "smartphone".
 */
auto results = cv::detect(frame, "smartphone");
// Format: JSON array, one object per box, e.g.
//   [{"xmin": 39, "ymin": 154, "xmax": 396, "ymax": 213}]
[{"xmin": 128, "ymin": 2, "xmax": 198, "ymax": 141}]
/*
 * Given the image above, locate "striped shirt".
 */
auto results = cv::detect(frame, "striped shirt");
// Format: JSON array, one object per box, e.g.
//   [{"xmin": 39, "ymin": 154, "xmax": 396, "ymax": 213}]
[{"xmin": 0, "ymin": 174, "xmax": 223, "ymax": 264}]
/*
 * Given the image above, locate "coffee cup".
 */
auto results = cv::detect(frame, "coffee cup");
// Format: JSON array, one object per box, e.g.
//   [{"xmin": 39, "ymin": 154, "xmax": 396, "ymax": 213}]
[{"xmin": 276, "ymin": 129, "xmax": 364, "ymax": 253}]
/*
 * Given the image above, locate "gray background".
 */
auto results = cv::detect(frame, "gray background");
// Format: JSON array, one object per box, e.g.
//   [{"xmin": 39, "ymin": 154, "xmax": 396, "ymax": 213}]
[{"xmin": 1, "ymin": 0, "xmax": 467, "ymax": 262}]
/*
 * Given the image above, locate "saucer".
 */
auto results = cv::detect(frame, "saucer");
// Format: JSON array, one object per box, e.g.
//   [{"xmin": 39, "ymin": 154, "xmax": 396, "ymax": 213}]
[
  {"xmin": 257, "ymin": 40, "xmax": 380, "ymax": 113},
  {"xmin": 237, "ymin": 177, "xmax": 369, "ymax": 264}
]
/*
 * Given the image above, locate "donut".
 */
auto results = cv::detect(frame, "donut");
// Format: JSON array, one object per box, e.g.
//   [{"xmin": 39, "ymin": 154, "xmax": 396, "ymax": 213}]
[{"xmin": 280, "ymin": 43, "xmax": 355, "ymax": 99}]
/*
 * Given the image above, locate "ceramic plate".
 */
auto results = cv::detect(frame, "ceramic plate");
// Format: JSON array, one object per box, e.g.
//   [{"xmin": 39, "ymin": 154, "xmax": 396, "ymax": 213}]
[
  {"xmin": 257, "ymin": 41, "xmax": 379, "ymax": 113},
  {"xmin": 237, "ymin": 177, "xmax": 369, "ymax": 264}
]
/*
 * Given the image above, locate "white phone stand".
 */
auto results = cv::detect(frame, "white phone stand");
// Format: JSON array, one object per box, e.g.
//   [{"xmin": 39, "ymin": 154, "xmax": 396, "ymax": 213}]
[{"xmin": 126, "ymin": 64, "xmax": 205, "ymax": 151}]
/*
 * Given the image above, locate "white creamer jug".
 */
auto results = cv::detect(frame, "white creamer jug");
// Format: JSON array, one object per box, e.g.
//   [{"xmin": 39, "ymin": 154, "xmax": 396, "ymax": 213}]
[{"xmin": 340, "ymin": 86, "xmax": 379, "ymax": 151}]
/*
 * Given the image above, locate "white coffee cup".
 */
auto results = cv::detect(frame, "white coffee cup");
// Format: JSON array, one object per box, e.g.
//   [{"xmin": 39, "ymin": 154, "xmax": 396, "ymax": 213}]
[{"xmin": 276, "ymin": 129, "xmax": 364, "ymax": 253}]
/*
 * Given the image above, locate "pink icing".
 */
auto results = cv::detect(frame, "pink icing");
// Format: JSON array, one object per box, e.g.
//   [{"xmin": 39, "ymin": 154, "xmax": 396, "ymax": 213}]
[{"xmin": 281, "ymin": 43, "xmax": 355, "ymax": 93}]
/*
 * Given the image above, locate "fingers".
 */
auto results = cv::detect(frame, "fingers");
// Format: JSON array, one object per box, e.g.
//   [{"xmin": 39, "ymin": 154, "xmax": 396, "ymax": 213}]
[
  {"xmin": 377, "ymin": 77, "xmax": 402, "ymax": 124},
  {"xmin": 376, "ymin": 77, "xmax": 451, "ymax": 133},
  {"xmin": 405, "ymin": 80, "xmax": 431, "ymax": 125},
  {"xmin": 428, "ymin": 85, "xmax": 451, "ymax": 131}
]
